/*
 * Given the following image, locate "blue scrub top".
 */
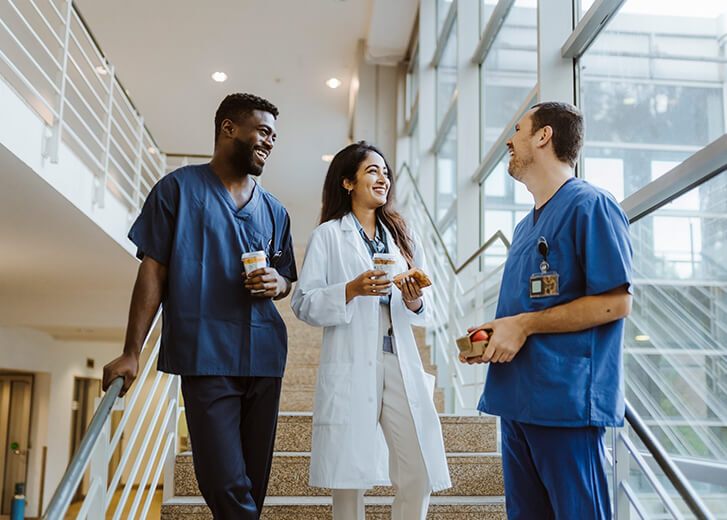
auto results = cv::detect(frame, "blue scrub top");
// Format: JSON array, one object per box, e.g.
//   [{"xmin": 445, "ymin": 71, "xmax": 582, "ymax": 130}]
[
  {"xmin": 128, "ymin": 163, "xmax": 297, "ymax": 377},
  {"xmin": 477, "ymin": 178, "xmax": 633, "ymax": 427}
]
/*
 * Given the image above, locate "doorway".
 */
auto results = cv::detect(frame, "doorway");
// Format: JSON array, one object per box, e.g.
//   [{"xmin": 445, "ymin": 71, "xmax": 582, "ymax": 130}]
[{"xmin": 0, "ymin": 374, "xmax": 33, "ymax": 515}]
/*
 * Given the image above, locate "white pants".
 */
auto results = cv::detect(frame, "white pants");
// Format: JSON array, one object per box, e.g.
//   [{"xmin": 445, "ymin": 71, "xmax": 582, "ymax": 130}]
[{"xmin": 332, "ymin": 308, "xmax": 431, "ymax": 519}]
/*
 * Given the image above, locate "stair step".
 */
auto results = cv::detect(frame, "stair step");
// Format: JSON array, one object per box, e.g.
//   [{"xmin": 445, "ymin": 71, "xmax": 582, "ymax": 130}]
[
  {"xmin": 273, "ymin": 413, "xmax": 497, "ymax": 453},
  {"xmin": 280, "ymin": 385, "xmax": 445, "ymax": 413},
  {"xmin": 162, "ymin": 495, "xmax": 507, "ymax": 519},
  {"xmin": 175, "ymin": 452, "xmax": 504, "ymax": 498}
]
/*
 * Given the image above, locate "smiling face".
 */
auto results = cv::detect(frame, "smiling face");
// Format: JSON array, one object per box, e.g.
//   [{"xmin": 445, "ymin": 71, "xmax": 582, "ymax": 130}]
[
  {"xmin": 342, "ymin": 151, "xmax": 391, "ymax": 210},
  {"xmin": 224, "ymin": 109, "xmax": 277, "ymax": 176},
  {"xmin": 506, "ymin": 109, "xmax": 538, "ymax": 181}
]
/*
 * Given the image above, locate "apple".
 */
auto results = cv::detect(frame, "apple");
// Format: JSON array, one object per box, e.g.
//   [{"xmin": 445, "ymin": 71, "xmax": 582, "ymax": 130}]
[{"xmin": 470, "ymin": 329, "xmax": 489, "ymax": 343}]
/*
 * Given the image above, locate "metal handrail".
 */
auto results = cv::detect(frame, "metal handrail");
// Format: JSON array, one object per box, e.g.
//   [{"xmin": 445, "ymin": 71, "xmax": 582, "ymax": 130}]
[
  {"xmin": 624, "ymin": 401, "xmax": 714, "ymax": 520},
  {"xmin": 42, "ymin": 377, "xmax": 124, "ymax": 520},
  {"xmin": 397, "ymin": 163, "xmax": 511, "ymax": 274}
]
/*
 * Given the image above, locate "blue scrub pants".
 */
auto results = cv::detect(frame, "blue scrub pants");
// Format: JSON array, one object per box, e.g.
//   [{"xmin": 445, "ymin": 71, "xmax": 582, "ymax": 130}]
[
  {"xmin": 181, "ymin": 376, "xmax": 282, "ymax": 519},
  {"xmin": 501, "ymin": 418, "xmax": 611, "ymax": 520}
]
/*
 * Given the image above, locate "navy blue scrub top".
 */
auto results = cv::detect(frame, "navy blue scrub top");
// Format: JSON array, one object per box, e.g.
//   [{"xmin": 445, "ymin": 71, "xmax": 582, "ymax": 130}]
[
  {"xmin": 128, "ymin": 163, "xmax": 297, "ymax": 377},
  {"xmin": 477, "ymin": 178, "xmax": 633, "ymax": 427}
]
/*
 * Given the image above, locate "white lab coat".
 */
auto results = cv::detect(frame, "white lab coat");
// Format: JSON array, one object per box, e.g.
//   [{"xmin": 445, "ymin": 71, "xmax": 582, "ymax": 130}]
[{"xmin": 291, "ymin": 213, "xmax": 451, "ymax": 491}]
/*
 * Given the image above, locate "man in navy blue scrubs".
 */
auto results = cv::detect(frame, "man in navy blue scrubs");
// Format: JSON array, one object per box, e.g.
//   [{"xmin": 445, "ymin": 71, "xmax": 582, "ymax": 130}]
[
  {"xmin": 464, "ymin": 102, "xmax": 632, "ymax": 519},
  {"xmin": 103, "ymin": 93, "xmax": 297, "ymax": 518}
]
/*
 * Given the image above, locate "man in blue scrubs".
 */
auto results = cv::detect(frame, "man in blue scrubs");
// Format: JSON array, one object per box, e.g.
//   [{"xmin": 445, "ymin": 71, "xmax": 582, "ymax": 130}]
[
  {"xmin": 102, "ymin": 93, "xmax": 297, "ymax": 518},
  {"xmin": 463, "ymin": 102, "xmax": 632, "ymax": 519}
]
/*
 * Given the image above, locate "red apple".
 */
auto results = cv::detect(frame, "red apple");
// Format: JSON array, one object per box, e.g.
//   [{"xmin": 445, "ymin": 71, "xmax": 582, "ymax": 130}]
[{"xmin": 470, "ymin": 329, "xmax": 489, "ymax": 343}]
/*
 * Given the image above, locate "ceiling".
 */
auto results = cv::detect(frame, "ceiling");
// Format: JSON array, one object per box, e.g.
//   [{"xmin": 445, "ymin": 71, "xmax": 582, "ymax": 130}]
[
  {"xmin": 74, "ymin": 0, "xmax": 416, "ymax": 244},
  {"xmin": 0, "ymin": 143, "xmax": 138, "ymax": 339}
]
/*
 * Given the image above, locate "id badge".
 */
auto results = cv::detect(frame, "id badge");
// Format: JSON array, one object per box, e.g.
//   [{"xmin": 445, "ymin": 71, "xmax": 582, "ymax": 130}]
[{"xmin": 530, "ymin": 272, "xmax": 559, "ymax": 298}]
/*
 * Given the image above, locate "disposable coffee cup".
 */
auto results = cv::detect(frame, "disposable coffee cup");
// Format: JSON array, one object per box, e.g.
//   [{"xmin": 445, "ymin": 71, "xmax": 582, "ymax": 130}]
[
  {"xmin": 373, "ymin": 253, "xmax": 398, "ymax": 295},
  {"xmin": 242, "ymin": 251, "xmax": 267, "ymax": 293}
]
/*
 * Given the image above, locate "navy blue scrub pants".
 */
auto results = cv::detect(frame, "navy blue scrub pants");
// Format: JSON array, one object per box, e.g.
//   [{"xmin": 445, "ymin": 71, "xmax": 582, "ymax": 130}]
[
  {"xmin": 181, "ymin": 376, "xmax": 282, "ymax": 520},
  {"xmin": 501, "ymin": 418, "xmax": 611, "ymax": 520}
]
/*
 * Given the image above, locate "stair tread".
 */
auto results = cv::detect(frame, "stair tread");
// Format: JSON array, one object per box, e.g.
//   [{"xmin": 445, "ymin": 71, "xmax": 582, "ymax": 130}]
[{"xmin": 164, "ymin": 495, "xmax": 506, "ymax": 506}]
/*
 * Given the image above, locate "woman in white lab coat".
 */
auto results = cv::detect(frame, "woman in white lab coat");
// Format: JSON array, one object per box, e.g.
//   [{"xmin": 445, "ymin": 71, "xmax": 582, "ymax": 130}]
[{"xmin": 291, "ymin": 141, "xmax": 451, "ymax": 520}]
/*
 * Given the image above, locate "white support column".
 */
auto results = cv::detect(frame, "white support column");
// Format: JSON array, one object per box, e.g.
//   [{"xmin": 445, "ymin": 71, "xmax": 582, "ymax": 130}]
[
  {"xmin": 44, "ymin": 0, "xmax": 73, "ymax": 163},
  {"xmin": 163, "ymin": 375, "xmax": 180, "ymax": 503},
  {"xmin": 537, "ymin": 0, "xmax": 576, "ymax": 103},
  {"xmin": 417, "ymin": 0, "xmax": 438, "ymax": 213},
  {"xmin": 455, "ymin": 0, "xmax": 481, "ymax": 271},
  {"xmin": 87, "ymin": 418, "xmax": 110, "ymax": 520}
]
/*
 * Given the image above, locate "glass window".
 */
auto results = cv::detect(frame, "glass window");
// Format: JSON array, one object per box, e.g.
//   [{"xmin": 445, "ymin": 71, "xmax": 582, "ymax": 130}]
[
  {"xmin": 406, "ymin": 46, "xmax": 420, "ymax": 121},
  {"xmin": 436, "ymin": 121, "xmax": 457, "ymax": 224},
  {"xmin": 480, "ymin": 0, "xmax": 537, "ymax": 158},
  {"xmin": 480, "ymin": 0, "xmax": 499, "ymax": 32},
  {"xmin": 437, "ymin": 0, "xmax": 454, "ymax": 35},
  {"xmin": 437, "ymin": 23, "xmax": 457, "ymax": 127},
  {"xmin": 480, "ymin": 155, "xmax": 532, "ymax": 267},
  {"xmin": 410, "ymin": 120, "xmax": 420, "ymax": 179},
  {"xmin": 579, "ymin": 0, "xmax": 726, "ymax": 197}
]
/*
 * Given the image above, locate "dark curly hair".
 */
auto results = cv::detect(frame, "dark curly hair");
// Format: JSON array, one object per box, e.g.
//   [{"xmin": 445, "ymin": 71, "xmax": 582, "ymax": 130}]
[{"xmin": 214, "ymin": 93, "xmax": 279, "ymax": 143}]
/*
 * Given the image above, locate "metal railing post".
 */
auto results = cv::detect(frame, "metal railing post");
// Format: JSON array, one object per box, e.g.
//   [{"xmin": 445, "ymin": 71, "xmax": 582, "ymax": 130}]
[
  {"xmin": 614, "ymin": 429, "xmax": 631, "ymax": 520},
  {"xmin": 163, "ymin": 375, "xmax": 180, "ymax": 502},
  {"xmin": 44, "ymin": 0, "xmax": 72, "ymax": 163},
  {"xmin": 133, "ymin": 116, "xmax": 145, "ymax": 211},
  {"xmin": 87, "ymin": 417, "xmax": 110, "ymax": 520},
  {"xmin": 96, "ymin": 63, "xmax": 115, "ymax": 208}
]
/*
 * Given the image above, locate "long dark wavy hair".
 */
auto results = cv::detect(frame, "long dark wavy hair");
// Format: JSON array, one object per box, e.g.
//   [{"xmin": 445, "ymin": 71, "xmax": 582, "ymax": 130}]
[{"xmin": 320, "ymin": 141, "xmax": 415, "ymax": 267}]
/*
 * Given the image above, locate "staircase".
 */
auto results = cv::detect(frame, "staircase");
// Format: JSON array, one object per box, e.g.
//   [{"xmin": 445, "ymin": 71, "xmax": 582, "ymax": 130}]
[{"xmin": 161, "ymin": 300, "xmax": 506, "ymax": 519}]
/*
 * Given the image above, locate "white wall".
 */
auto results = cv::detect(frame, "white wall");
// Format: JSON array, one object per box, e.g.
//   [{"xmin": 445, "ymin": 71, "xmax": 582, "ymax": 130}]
[{"xmin": 0, "ymin": 326, "xmax": 119, "ymax": 517}]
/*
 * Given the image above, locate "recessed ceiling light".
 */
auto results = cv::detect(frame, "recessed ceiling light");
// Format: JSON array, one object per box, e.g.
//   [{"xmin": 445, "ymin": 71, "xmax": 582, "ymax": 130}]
[
  {"xmin": 326, "ymin": 78, "xmax": 342, "ymax": 89},
  {"xmin": 635, "ymin": 335, "xmax": 650, "ymax": 342},
  {"xmin": 95, "ymin": 65, "xmax": 108, "ymax": 75},
  {"xmin": 211, "ymin": 71, "xmax": 228, "ymax": 83},
  {"xmin": 321, "ymin": 154, "xmax": 334, "ymax": 163},
  {"xmin": 148, "ymin": 146, "xmax": 156, "ymax": 155}
]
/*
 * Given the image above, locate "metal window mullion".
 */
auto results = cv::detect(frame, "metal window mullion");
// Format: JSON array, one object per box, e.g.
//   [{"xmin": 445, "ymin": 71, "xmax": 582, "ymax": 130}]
[
  {"xmin": 432, "ymin": 93, "xmax": 457, "ymax": 153},
  {"xmin": 431, "ymin": 0, "xmax": 458, "ymax": 67},
  {"xmin": 471, "ymin": 0, "xmax": 515, "ymax": 65},
  {"xmin": 622, "ymin": 134, "xmax": 727, "ymax": 223},
  {"xmin": 5, "ymin": 0, "xmax": 63, "ymax": 68},
  {"xmin": 472, "ymin": 84, "xmax": 537, "ymax": 183},
  {"xmin": 561, "ymin": 0, "xmax": 626, "ymax": 59}
]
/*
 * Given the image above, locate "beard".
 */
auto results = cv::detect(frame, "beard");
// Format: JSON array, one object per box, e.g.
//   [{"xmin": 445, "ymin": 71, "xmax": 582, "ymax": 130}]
[
  {"xmin": 231, "ymin": 138, "xmax": 264, "ymax": 177},
  {"xmin": 507, "ymin": 152, "xmax": 532, "ymax": 181}
]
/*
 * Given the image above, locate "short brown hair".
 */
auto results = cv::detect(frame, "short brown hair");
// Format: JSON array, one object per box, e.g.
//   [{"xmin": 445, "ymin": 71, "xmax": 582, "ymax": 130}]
[{"xmin": 530, "ymin": 102, "xmax": 584, "ymax": 167}]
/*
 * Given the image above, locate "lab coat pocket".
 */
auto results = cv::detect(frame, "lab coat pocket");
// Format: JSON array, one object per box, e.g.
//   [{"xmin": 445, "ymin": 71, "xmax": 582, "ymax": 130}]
[
  {"xmin": 531, "ymin": 349, "xmax": 591, "ymax": 423},
  {"xmin": 313, "ymin": 363, "xmax": 352, "ymax": 426}
]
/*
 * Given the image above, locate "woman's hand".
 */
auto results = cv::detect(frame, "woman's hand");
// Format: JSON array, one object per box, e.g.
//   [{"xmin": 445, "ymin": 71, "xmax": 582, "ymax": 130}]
[
  {"xmin": 345, "ymin": 270, "xmax": 392, "ymax": 303},
  {"xmin": 400, "ymin": 275, "xmax": 424, "ymax": 312}
]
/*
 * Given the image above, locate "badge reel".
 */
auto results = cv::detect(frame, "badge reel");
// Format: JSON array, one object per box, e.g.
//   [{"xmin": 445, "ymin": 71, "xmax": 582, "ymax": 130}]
[{"xmin": 530, "ymin": 236, "xmax": 559, "ymax": 298}]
